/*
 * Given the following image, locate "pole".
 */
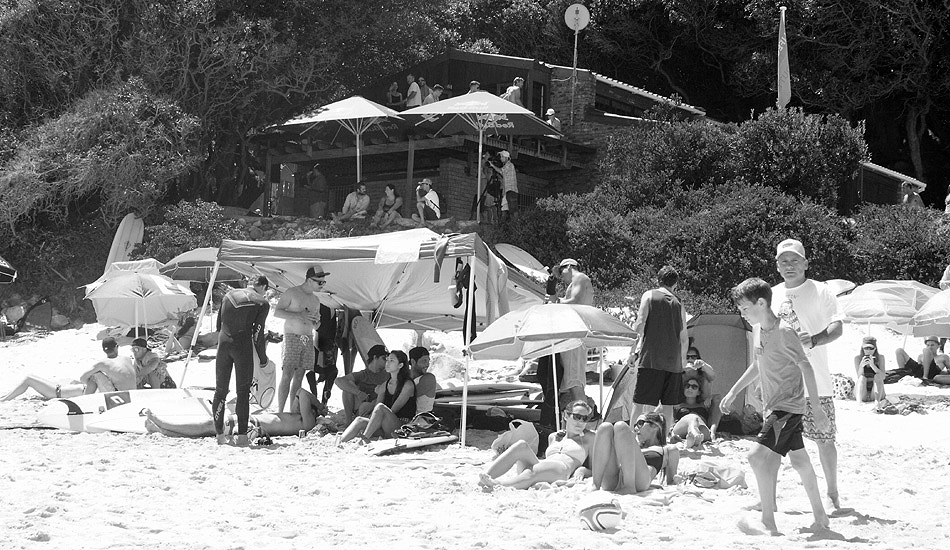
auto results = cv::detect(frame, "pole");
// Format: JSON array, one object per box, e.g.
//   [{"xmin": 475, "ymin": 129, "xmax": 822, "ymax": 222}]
[
  {"xmin": 598, "ymin": 347, "xmax": 604, "ymax": 418},
  {"xmin": 570, "ymin": 25, "xmax": 579, "ymax": 126},
  {"xmin": 356, "ymin": 134, "xmax": 362, "ymax": 183},
  {"xmin": 461, "ymin": 254, "xmax": 477, "ymax": 446},
  {"xmin": 552, "ymin": 342, "xmax": 560, "ymax": 432},
  {"xmin": 181, "ymin": 261, "xmax": 221, "ymax": 386},
  {"xmin": 476, "ymin": 129, "xmax": 484, "ymax": 224}
]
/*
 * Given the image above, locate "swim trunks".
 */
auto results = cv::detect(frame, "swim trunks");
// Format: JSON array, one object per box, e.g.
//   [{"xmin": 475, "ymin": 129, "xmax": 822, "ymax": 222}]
[
  {"xmin": 633, "ymin": 368, "xmax": 683, "ymax": 406},
  {"xmin": 282, "ymin": 333, "xmax": 315, "ymax": 372},
  {"xmin": 801, "ymin": 395, "xmax": 836, "ymax": 443},
  {"xmin": 756, "ymin": 411, "xmax": 804, "ymax": 456}
]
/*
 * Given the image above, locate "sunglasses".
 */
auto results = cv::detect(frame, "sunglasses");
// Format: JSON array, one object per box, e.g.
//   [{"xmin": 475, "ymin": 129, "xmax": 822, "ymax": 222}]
[
  {"xmin": 634, "ymin": 419, "xmax": 658, "ymax": 430},
  {"xmin": 685, "ymin": 382, "xmax": 700, "ymax": 389},
  {"xmin": 566, "ymin": 412, "xmax": 589, "ymax": 422},
  {"xmin": 862, "ymin": 346, "xmax": 876, "ymax": 351},
  {"xmin": 686, "ymin": 355, "xmax": 700, "ymax": 360},
  {"xmin": 310, "ymin": 279, "xmax": 327, "ymax": 286}
]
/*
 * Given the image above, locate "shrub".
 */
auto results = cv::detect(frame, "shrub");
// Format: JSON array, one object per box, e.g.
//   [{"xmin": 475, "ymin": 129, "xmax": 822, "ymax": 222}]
[
  {"xmin": 849, "ymin": 204, "xmax": 950, "ymax": 286},
  {"xmin": 139, "ymin": 200, "xmax": 248, "ymax": 263}
]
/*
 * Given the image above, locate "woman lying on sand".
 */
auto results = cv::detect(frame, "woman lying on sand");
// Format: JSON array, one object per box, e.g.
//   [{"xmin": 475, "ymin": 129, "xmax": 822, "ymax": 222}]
[
  {"xmin": 339, "ymin": 350, "xmax": 416, "ymax": 444},
  {"xmin": 478, "ymin": 400, "xmax": 595, "ymax": 490},
  {"xmin": 592, "ymin": 412, "xmax": 679, "ymax": 493},
  {"xmin": 145, "ymin": 388, "xmax": 327, "ymax": 439},
  {"xmin": 671, "ymin": 369, "xmax": 721, "ymax": 450}
]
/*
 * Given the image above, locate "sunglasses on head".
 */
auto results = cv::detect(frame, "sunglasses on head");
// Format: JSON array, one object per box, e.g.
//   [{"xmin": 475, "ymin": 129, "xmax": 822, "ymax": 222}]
[{"xmin": 566, "ymin": 412, "xmax": 589, "ymax": 422}]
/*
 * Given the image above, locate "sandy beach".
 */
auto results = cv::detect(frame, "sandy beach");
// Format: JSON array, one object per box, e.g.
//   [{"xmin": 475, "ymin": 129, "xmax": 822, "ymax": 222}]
[{"xmin": 3, "ymin": 320, "xmax": 950, "ymax": 550}]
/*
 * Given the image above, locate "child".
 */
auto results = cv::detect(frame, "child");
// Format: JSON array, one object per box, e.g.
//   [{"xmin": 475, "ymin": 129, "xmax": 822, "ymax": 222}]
[{"xmin": 721, "ymin": 278, "xmax": 829, "ymax": 536}]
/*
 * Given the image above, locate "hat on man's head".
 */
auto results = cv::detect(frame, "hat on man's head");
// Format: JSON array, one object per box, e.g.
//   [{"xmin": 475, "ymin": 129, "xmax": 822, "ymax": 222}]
[
  {"xmin": 418, "ymin": 177, "xmax": 433, "ymax": 186},
  {"xmin": 131, "ymin": 338, "xmax": 148, "ymax": 349},
  {"xmin": 775, "ymin": 238, "xmax": 807, "ymax": 260},
  {"xmin": 925, "ymin": 336, "xmax": 940, "ymax": 345},
  {"xmin": 102, "ymin": 337, "xmax": 118, "ymax": 350},
  {"xmin": 433, "ymin": 84, "xmax": 443, "ymax": 91},
  {"xmin": 498, "ymin": 150, "xmax": 510, "ymax": 160},
  {"xmin": 470, "ymin": 80, "xmax": 480, "ymax": 87},
  {"xmin": 368, "ymin": 344, "xmax": 389, "ymax": 360},
  {"xmin": 409, "ymin": 346, "xmax": 430, "ymax": 362},
  {"xmin": 557, "ymin": 258, "xmax": 579, "ymax": 272},
  {"xmin": 546, "ymin": 108, "xmax": 556, "ymax": 116},
  {"xmin": 306, "ymin": 265, "xmax": 330, "ymax": 279}
]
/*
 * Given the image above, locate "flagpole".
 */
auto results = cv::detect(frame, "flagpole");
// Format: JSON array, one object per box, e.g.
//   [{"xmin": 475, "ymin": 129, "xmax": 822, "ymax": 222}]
[{"xmin": 777, "ymin": 6, "xmax": 791, "ymax": 109}]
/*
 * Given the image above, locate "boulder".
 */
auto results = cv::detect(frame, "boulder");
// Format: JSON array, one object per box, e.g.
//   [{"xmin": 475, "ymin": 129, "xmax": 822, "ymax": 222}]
[{"xmin": 50, "ymin": 314, "xmax": 71, "ymax": 330}]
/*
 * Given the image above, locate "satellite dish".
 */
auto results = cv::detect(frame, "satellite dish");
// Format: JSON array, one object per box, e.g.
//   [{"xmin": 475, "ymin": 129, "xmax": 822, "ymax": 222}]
[{"xmin": 564, "ymin": 3, "xmax": 590, "ymax": 31}]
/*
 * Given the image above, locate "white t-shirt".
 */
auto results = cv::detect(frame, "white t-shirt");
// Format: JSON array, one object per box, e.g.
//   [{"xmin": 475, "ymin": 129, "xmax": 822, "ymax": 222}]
[
  {"xmin": 771, "ymin": 279, "xmax": 843, "ymax": 397},
  {"xmin": 406, "ymin": 82, "xmax": 422, "ymax": 107},
  {"xmin": 423, "ymin": 189, "xmax": 441, "ymax": 218}
]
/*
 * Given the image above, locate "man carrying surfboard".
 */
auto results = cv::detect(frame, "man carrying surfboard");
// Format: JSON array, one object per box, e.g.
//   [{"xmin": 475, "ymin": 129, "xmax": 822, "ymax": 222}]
[{"xmin": 274, "ymin": 266, "xmax": 326, "ymax": 414}]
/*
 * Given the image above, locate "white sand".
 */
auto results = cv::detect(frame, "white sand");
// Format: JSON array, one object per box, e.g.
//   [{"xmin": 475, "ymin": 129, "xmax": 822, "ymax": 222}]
[{"xmin": 2, "ymin": 321, "xmax": 950, "ymax": 549}]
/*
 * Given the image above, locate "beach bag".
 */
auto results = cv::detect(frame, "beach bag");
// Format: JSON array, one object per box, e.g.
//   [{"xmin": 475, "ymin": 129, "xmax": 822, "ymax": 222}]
[
  {"xmin": 393, "ymin": 412, "xmax": 452, "ymax": 439},
  {"xmin": 490, "ymin": 419, "xmax": 539, "ymax": 456},
  {"xmin": 690, "ymin": 460, "xmax": 747, "ymax": 489},
  {"xmin": 831, "ymin": 373, "xmax": 855, "ymax": 400}
]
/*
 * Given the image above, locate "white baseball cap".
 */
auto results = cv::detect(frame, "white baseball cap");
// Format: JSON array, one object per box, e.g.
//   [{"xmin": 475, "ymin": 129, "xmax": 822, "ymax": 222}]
[{"xmin": 775, "ymin": 239, "xmax": 806, "ymax": 260}]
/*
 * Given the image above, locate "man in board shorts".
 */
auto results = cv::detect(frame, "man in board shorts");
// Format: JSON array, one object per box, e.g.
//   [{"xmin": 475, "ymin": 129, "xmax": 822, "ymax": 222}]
[{"xmin": 274, "ymin": 266, "xmax": 327, "ymax": 413}]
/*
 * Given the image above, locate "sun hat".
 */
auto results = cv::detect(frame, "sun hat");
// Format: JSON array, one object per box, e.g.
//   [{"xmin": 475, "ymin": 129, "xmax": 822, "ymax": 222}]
[
  {"xmin": 306, "ymin": 265, "xmax": 330, "ymax": 279},
  {"xmin": 131, "ymin": 338, "xmax": 148, "ymax": 349},
  {"xmin": 775, "ymin": 238, "xmax": 807, "ymax": 260},
  {"xmin": 546, "ymin": 108, "xmax": 556, "ymax": 116}
]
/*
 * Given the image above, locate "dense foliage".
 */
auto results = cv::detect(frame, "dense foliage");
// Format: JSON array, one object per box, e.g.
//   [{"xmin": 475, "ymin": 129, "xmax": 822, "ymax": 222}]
[{"xmin": 139, "ymin": 200, "xmax": 249, "ymax": 264}]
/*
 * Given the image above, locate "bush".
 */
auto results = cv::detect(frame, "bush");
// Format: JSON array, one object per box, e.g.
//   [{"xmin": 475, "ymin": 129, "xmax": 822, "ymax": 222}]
[
  {"xmin": 731, "ymin": 108, "xmax": 867, "ymax": 210},
  {"xmin": 139, "ymin": 200, "xmax": 248, "ymax": 263},
  {"xmin": 849, "ymin": 204, "xmax": 950, "ymax": 285}
]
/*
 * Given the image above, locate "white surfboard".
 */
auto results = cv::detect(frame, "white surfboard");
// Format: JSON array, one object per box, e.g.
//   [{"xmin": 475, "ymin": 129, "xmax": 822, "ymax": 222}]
[
  {"xmin": 104, "ymin": 213, "xmax": 145, "ymax": 274},
  {"xmin": 365, "ymin": 435, "xmax": 458, "ymax": 456},
  {"xmin": 36, "ymin": 388, "xmax": 214, "ymax": 433},
  {"xmin": 494, "ymin": 243, "xmax": 549, "ymax": 281},
  {"xmin": 251, "ymin": 358, "xmax": 276, "ymax": 409},
  {"xmin": 86, "ymin": 395, "xmax": 216, "ymax": 434}
]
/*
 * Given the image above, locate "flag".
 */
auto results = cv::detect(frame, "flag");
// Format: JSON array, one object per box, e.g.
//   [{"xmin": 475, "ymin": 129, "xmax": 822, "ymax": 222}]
[{"xmin": 777, "ymin": 6, "xmax": 791, "ymax": 109}]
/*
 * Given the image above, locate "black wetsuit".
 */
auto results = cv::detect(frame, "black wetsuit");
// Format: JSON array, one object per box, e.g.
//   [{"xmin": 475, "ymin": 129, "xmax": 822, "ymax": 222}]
[
  {"xmin": 307, "ymin": 304, "xmax": 339, "ymax": 403},
  {"xmin": 213, "ymin": 288, "xmax": 269, "ymax": 436},
  {"xmin": 536, "ymin": 354, "xmax": 565, "ymax": 429}
]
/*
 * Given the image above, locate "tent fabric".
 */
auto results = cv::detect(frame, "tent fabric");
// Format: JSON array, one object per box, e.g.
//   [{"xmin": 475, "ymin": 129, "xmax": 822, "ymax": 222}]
[
  {"xmin": 216, "ymin": 229, "xmax": 543, "ymax": 331},
  {"xmin": 687, "ymin": 314, "xmax": 753, "ymax": 411}
]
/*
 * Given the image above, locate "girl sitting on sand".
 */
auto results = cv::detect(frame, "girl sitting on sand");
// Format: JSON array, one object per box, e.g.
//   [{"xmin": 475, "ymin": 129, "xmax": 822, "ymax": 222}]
[
  {"xmin": 671, "ymin": 369, "xmax": 721, "ymax": 450},
  {"xmin": 592, "ymin": 412, "xmax": 679, "ymax": 493},
  {"xmin": 855, "ymin": 336, "xmax": 886, "ymax": 402},
  {"xmin": 478, "ymin": 400, "xmax": 595, "ymax": 490},
  {"xmin": 339, "ymin": 350, "xmax": 416, "ymax": 443}
]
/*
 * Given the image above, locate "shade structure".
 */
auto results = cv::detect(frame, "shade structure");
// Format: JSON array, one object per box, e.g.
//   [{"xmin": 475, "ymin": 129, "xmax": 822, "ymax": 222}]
[
  {"xmin": 469, "ymin": 304, "xmax": 637, "ymax": 360},
  {"xmin": 270, "ymin": 96, "xmax": 403, "ymax": 181},
  {"xmin": 401, "ymin": 92, "xmax": 559, "ymax": 223},
  {"xmin": 159, "ymin": 247, "xmax": 244, "ymax": 283},
  {"xmin": 826, "ymin": 278, "xmax": 856, "ymax": 297},
  {"xmin": 85, "ymin": 261, "xmax": 196, "ymax": 328},
  {"xmin": 838, "ymin": 280, "xmax": 939, "ymax": 324},
  {"xmin": 0, "ymin": 254, "xmax": 16, "ymax": 284}
]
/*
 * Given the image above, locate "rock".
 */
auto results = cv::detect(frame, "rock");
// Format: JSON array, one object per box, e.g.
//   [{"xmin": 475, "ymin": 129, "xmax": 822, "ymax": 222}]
[
  {"xmin": 50, "ymin": 314, "xmax": 71, "ymax": 330},
  {"xmin": 429, "ymin": 352, "xmax": 466, "ymax": 382},
  {"xmin": 249, "ymin": 226, "xmax": 264, "ymax": 240}
]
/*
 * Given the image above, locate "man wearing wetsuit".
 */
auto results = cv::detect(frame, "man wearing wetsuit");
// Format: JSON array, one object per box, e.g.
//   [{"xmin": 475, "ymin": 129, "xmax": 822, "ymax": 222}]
[{"xmin": 213, "ymin": 276, "xmax": 270, "ymax": 445}]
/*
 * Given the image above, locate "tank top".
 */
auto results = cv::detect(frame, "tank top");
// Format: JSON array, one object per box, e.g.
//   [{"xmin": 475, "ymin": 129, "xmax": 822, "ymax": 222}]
[
  {"xmin": 383, "ymin": 377, "xmax": 416, "ymax": 419},
  {"xmin": 638, "ymin": 289, "xmax": 684, "ymax": 372}
]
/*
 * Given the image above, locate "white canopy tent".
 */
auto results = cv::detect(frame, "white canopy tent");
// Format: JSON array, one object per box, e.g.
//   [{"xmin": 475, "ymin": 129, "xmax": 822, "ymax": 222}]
[{"xmin": 196, "ymin": 228, "xmax": 545, "ymax": 444}]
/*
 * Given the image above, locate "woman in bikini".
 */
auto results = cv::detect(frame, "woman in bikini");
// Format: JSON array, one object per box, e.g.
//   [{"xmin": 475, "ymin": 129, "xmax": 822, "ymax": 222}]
[
  {"xmin": 478, "ymin": 400, "xmax": 595, "ymax": 490},
  {"xmin": 854, "ymin": 336, "xmax": 886, "ymax": 402},
  {"xmin": 671, "ymin": 369, "xmax": 721, "ymax": 449},
  {"xmin": 339, "ymin": 350, "xmax": 416, "ymax": 443},
  {"xmin": 370, "ymin": 184, "xmax": 403, "ymax": 229},
  {"xmin": 592, "ymin": 412, "xmax": 679, "ymax": 493}
]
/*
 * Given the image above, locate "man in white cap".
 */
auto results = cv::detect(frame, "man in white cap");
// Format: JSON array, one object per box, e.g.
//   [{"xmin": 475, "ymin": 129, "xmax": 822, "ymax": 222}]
[
  {"xmin": 549, "ymin": 258, "xmax": 594, "ymax": 403},
  {"xmin": 274, "ymin": 265, "xmax": 328, "ymax": 413},
  {"xmin": 489, "ymin": 150, "xmax": 518, "ymax": 221},
  {"xmin": 412, "ymin": 178, "xmax": 442, "ymax": 226},
  {"xmin": 545, "ymin": 108, "xmax": 561, "ymax": 131},
  {"xmin": 771, "ymin": 238, "xmax": 844, "ymax": 511}
]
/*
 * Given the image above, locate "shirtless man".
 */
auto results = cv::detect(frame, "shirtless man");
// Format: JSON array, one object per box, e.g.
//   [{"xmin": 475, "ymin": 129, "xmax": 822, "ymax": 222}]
[
  {"xmin": 273, "ymin": 265, "xmax": 327, "ymax": 413},
  {"xmin": 896, "ymin": 336, "xmax": 950, "ymax": 383},
  {"xmin": 145, "ymin": 388, "xmax": 326, "ymax": 439},
  {"xmin": 131, "ymin": 338, "xmax": 174, "ymax": 389},
  {"xmin": 553, "ymin": 258, "xmax": 594, "ymax": 403},
  {"xmin": 2, "ymin": 337, "xmax": 136, "ymax": 400}
]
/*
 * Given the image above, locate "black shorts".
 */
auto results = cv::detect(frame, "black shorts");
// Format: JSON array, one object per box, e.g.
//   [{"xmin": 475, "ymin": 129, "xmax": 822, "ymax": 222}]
[
  {"xmin": 755, "ymin": 411, "xmax": 804, "ymax": 456},
  {"xmin": 423, "ymin": 205, "xmax": 440, "ymax": 221},
  {"xmin": 632, "ymin": 368, "xmax": 683, "ymax": 406},
  {"xmin": 905, "ymin": 358, "xmax": 939, "ymax": 379}
]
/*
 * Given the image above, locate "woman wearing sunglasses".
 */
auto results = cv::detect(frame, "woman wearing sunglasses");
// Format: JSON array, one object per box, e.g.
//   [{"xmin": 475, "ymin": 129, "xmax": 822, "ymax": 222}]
[
  {"xmin": 478, "ymin": 400, "xmax": 595, "ymax": 490},
  {"xmin": 854, "ymin": 336, "xmax": 885, "ymax": 402},
  {"xmin": 591, "ymin": 412, "xmax": 679, "ymax": 493},
  {"xmin": 671, "ymin": 369, "xmax": 721, "ymax": 450}
]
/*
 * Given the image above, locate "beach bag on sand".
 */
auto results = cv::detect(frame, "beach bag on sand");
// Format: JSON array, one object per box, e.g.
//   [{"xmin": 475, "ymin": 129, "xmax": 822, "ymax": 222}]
[
  {"xmin": 491, "ymin": 419, "xmax": 539, "ymax": 456},
  {"xmin": 393, "ymin": 412, "xmax": 452, "ymax": 439},
  {"xmin": 689, "ymin": 461, "xmax": 747, "ymax": 489}
]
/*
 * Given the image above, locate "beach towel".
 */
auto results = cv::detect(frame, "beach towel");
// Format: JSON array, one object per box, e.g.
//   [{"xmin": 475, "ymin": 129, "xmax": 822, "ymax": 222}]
[
  {"xmin": 392, "ymin": 412, "xmax": 452, "ymax": 439},
  {"xmin": 688, "ymin": 460, "xmax": 747, "ymax": 489}
]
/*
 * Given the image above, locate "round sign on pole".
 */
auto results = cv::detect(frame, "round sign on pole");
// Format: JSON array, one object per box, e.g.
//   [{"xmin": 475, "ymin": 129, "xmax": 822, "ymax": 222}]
[{"xmin": 564, "ymin": 3, "xmax": 590, "ymax": 31}]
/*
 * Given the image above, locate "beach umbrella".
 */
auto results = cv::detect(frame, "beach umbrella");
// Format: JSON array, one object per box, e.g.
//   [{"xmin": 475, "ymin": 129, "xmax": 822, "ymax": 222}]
[
  {"xmin": 85, "ymin": 269, "xmax": 196, "ymax": 331},
  {"xmin": 826, "ymin": 279, "xmax": 856, "ymax": 297},
  {"xmin": 839, "ymin": 280, "xmax": 938, "ymax": 325},
  {"xmin": 883, "ymin": 288, "xmax": 950, "ymax": 339},
  {"xmin": 0, "ymin": 254, "xmax": 16, "ymax": 284},
  {"xmin": 160, "ymin": 247, "xmax": 244, "ymax": 283},
  {"xmin": 270, "ymin": 96, "xmax": 403, "ymax": 182},
  {"xmin": 469, "ymin": 303, "xmax": 637, "ymax": 428},
  {"xmin": 401, "ymin": 92, "xmax": 560, "ymax": 223}
]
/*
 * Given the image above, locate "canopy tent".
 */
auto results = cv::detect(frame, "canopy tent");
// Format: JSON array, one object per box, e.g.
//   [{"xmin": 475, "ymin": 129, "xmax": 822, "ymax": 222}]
[
  {"xmin": 686, "ymin": 314, "xmax": 753, "ymax": 411},
  {"xmin": 214, "ymin": 228, "xmax": 544, "ymax": 332}
]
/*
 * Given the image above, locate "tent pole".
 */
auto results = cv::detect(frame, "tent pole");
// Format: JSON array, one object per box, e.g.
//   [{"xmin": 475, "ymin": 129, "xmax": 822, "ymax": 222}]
[
  {"xmin": 181, "ymin": 261, "xmax": 221, "ymax": 386},
  {"xmin": 552, "ymin": 342, "xmax": 559, "ymax": 432},
  {"xmin": 461, "ymin": 253, "xmax": 477, "ymax": 447},
  {"xmin": 598, "ymin": 347, "xmax": 604, "ymax": 419},
  {"xmin": 356, "ymin": 133, "xmax": 362, "ymax": 182}
]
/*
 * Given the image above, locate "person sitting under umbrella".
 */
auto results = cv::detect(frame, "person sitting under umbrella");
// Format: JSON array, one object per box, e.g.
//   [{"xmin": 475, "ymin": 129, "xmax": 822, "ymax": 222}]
[
  {"xmin": 331, "ymin": 182, "xmax": 370, "ymax": 222},
  {"xmin": 894, "ymin": 336, "xmax": 950, "ymax": 383}
]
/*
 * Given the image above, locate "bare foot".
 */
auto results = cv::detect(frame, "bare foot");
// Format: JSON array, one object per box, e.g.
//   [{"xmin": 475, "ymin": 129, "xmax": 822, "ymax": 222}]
[
  {"xmin": 478, "ymin": 473, "xmax": 499, "ymax": 492},
  {"xmin": 216, "ymin": 434, "xmax": 230, "ymax": 445},
  {"xmin": 737, "ymin": 514, "xmax": 780, "ymax": 536}
]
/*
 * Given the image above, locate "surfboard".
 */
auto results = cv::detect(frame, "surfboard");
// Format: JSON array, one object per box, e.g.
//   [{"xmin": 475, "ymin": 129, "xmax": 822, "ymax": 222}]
[
  {"xmin": 365, "ymin": 434, "xmax": 458, "ymax": 456},
  {"xmin": 433, "ymin": 403, "xmax": 542, "ymax": 422},
  {"xmin": 86, "ymin": 395, "xmax": 216, "ymax": 434},
  {"xmin": 435, "ymin": 383, "xmax": 537, "ymax": 398},
  {"xmin": 251, "ymin": 358, "xmax": 276, "ymax": 409},
  {"xmin": 36, "ymin": 388, "xmax": 215, "ymax": 433},
  {"xmin": 350, "ymin": 315, "xmax": 385, "ymax": 363},
  {"xmin": 435, "ymin": 389, "xmax": 533, "ymax": 405},
  {"xmin": 104, "ymin": 213, "xmax": 145, "ymax": 274},
  {"xmin": 494, "ymin": 243, "xmax": 549, "ymax": 281}
]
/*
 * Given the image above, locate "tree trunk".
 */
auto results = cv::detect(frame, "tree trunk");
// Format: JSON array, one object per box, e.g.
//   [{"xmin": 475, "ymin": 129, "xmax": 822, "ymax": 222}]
[{"xmin": 905, "ymin": 99, "xmax": 930, "ymax": 181}]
